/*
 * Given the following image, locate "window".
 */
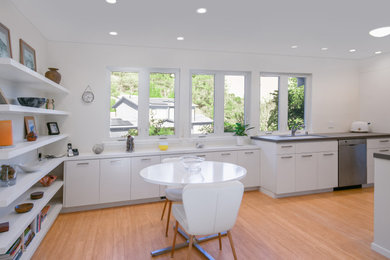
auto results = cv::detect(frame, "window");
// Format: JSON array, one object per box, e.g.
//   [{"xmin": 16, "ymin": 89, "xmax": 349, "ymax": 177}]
[
  {"xmin": 260, "ymin": 74, "xmax": 310, "ymax": 133},
  {"xmin": 191, "ymin": 71, "xmax": 249, "ymax": 135},
  {"xmin": 110, "ymin": 68, "xmax": 179, "ymax": 138}
]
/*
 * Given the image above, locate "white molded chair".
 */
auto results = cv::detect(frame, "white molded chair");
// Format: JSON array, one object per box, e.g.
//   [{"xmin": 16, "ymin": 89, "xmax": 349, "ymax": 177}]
[
  {"xmin": 160, "ymin": 157, "xmax": 183, "ymax": 237},
  {"xmin": 171, "ymin": 181, "xmax": 244, "ymax": 260}
]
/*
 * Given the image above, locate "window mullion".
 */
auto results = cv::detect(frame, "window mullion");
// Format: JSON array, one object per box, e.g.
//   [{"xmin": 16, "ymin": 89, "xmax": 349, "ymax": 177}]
[
  {"xmin": 138, "ymin": 70, "xmax": 149, "ymax": 138},
  {"xmin": 214, "ymin": 73, "xmax": 224, "ymax": 135},
  {"xmin": 279, "ymin": 76, "xmax": 288, "ymax": 132}
]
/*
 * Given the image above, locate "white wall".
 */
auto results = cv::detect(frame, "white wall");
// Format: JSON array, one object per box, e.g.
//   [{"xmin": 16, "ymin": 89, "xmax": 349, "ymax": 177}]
[
  {"xmin": 359, "ymin": 53, "xmax": 390, "ymax": 132},
  {"xmin": 47, "ymin": 41, "xmax": 360, "ymax": 152}
]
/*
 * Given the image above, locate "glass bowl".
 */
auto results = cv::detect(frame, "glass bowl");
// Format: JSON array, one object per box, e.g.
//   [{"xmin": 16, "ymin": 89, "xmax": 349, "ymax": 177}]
[{"xmin": 180, "ymin": 156, "xmax": 205, "ymax": 171}]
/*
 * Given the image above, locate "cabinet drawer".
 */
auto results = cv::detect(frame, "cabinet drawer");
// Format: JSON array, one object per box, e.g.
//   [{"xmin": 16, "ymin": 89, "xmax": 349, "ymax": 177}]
[
  {"xmin": 295, "ymin": 141, "xmax": 337, "ymax": 153},
  {"xmin": 367, "ymin": 138, "xmax": 390, "ymax": 149},
  {"xmin": 100, "ymin": 158, "xmax": 131, "ymax": 203},
  {"xmin": 276, "ymin": 143, "xmax": 295, "ymax": 154}
]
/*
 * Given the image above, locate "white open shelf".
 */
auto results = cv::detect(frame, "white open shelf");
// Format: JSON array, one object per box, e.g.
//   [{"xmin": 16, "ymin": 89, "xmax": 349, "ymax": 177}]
[
  {"xmin": 0, "ymin": 180, "xmax": 63, "ymax": 254},
  {"xmin": 0, "ymin": 58, "xmax": 69, "ymax": 94},
  {"xmin": 0, "ymin": 158, "xmax": 64, "ymax": 207},
  {"xmin": 20, "ymin": 202, "xmax": 62, "ymax": 260},
  {"xmin": 0, "ymin": 104, "xmax": 69, "ymax": 116},
  {"xmin": 0, "ymin": 135, "xmax": 68, "ymax": 160}
]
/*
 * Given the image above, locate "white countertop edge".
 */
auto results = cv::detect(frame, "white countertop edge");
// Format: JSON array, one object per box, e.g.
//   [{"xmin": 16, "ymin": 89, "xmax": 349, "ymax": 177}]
[{"xmin": 64, "ymin": 144, "xmax": 260, "ymax": 161}]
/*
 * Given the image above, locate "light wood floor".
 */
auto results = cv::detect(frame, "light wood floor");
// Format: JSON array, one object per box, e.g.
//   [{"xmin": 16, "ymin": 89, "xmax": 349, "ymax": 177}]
[{"xmin": 32, "ymin": 188, "xmax": 386, "ymax": 260}]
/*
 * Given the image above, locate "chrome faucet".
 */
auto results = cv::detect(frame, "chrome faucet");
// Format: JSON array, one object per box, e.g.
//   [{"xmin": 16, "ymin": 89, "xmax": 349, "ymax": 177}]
[{"xmin": 291, "ymin": 124, "xmax": 305, "ymax": 136}]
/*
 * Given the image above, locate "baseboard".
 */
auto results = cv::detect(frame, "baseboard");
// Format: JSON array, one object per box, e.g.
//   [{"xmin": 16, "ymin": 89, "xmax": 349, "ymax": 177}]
[
  {"xmin": 260, "ymin": 187, "xmax": 334, "ymax": 199},
  {"xmin": 371, "ymin": 242, "xmax": 390, "ymax": 258},
  {"xmin": 363, "ymin": 183, "xmax": 374, "ymax": 188}
]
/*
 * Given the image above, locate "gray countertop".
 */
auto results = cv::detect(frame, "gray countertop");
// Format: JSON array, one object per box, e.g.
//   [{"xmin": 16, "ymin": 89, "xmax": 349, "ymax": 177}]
[
  {"xmin": 374, "ymin": 153, "xmax": 390, "ymax": 160},
  {"xmin": 251, "ymin": 132, "xmax": 390, "ymax": 143}
]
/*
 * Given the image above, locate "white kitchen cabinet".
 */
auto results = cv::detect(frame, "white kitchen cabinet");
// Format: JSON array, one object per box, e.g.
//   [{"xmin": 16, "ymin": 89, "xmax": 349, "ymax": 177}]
[
  {"xmin": 100, "ymin": 158, "xmax": 131, "ymax": 203},
  {"xmin": 318, "ymin": 152, "xmax": 338, "ymax": 189},
  {"xmin": 276, "ymin": 154, "xmax": 296, "ymax": 194},
  {"xmin": 367, "ymin": 138, "xmax": 390, "ymax": 184},
  {"xmin": 236, "ymin": 150, "xmax": 260, "ymax": 188},
  {"xmin": 191, "ymin": 151, "xmax": 219, "ymax": 161},
  {"xmin": 64, "ymin": 160, "xmax": 100, "ymax": 207},
  {"xmin": 212, "ymin": 151, "xmax": 238, "ymax": 163},
  {"xmin": 131, "ymin": 156, "xmax": 161, "ymax": 200},
  {"xmin": 295, "ymin": 153, "xmax": 318, "ymax": 192}
]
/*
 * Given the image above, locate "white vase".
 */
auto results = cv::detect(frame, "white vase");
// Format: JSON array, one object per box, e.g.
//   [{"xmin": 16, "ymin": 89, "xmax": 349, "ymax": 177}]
[{"xmin": 236, "ymin": 136, "xmax": 247, "ymax": 146}]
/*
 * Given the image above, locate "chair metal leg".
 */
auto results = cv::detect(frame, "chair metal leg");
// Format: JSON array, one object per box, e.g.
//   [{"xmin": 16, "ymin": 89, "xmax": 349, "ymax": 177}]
[
  {"xmin": 218, "ymin": 233, "xmax": 222, "ymax": 250},
  {"xmin": 165, "ymin": 201, "xmax": 172, "ymax": 237},
  {"xmin": 187, "ymin": 235, "xmax": 193, "ymax": 260},
  {"xmin": 227, "ymin": 230, "xmax": 237, "ymax": 260},
  {"xmin": 171, "ymin": 221, "xmax": 179, "ymax": 258},
  {"xmin": 161, "ymin": 199, "xmax": 168, "ymax": 220}
]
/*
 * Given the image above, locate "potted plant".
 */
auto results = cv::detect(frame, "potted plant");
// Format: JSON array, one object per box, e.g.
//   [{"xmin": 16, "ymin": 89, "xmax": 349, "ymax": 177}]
[{"xmin": 233, "ymin": 122, "xmax": 254, "ymax": 145}]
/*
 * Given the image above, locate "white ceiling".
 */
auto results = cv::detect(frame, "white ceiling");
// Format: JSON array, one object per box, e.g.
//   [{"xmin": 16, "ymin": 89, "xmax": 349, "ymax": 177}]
[{"xmin": 10, "ymin": 0, "xmax": 390, "ymax": 59}]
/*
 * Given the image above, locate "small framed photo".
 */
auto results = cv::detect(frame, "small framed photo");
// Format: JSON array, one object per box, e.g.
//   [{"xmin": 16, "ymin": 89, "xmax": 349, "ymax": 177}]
[
  {"xmin": 47, "ymin": 122, "xmax": 60, "ymax": 135},
  {"xmin": 19, "ymin": 39, "xmax": 36, "ymax": 71},
  {"xmin": 0, "ymin": 23, "xmax": 12, "ymax": 58},
  {"xmin": 24, "ymin": 116, "xmax": 37, "ymax": 135}
]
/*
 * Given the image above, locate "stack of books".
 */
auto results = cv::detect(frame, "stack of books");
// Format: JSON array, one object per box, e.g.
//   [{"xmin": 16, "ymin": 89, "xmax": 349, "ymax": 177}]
[
  {"xmin": 36, "ymin": 205, "xmax": 51, "ymax": 233},
  {"xmin": 23, "ymin": 226, "xmax": 35, "ymax": 248},
  {"xmin": 0, "ymin": 237, "xmax": 23, "ymax": 260}
]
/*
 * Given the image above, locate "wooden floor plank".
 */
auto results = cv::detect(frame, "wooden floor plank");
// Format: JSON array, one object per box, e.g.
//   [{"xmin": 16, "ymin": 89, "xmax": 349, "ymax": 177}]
[{"xmin": 32, "ymin": 188, "xmax": 386, "ymax": 260}]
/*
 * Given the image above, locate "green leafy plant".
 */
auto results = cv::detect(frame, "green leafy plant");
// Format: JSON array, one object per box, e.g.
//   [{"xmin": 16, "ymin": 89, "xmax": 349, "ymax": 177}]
[
  {"xmin": 233, "ymin": 123, "xmax": 254, "ymax": 136},
  {"xmin": 123, "ymin": 129, "xmax": 138, "ymax": 137}
]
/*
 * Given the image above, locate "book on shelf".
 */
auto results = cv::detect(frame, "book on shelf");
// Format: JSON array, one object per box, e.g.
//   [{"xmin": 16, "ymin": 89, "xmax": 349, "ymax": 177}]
[
  {"xmin": 0, "ymin": 237, "xmax": 23, "ymax": 260},
  {"xmin": 23, "ymin": 226, "xmax": 35, "ymax": 248},
  {"xmin": 36, "ymin": 204, "xmax": 51, "ymax": 233}
]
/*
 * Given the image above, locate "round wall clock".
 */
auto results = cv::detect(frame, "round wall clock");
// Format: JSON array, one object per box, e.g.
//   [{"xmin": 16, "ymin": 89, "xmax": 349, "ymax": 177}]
[{"xmin": 82, "ymin": 85, "xmax": 94, "ymax": 103}]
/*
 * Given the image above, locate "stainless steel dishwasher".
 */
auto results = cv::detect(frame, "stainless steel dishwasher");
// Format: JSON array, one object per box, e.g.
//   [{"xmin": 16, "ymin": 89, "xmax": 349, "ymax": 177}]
[{"xmin": 338, "ymin": 139, "xmax": 367, "ymax": 187}]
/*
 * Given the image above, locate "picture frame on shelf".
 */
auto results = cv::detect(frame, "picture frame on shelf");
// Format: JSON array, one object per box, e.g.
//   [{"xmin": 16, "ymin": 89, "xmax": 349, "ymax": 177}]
[
  {"xmin": 0, "ymin": 88, "xmax": 9, "ymax": 104},
  {"xmin": 24, "ymin": 116, "xmax": 37, "ymax": 135},
  {"xmin": 0, "ymin": 22, "xmax": 12, "ymax": 58},
  {"xmin": 19, "ymin": 39, "xmax": 36, "ymax": 71},
  {"xmin": 47, "ymin": 122, "xmax": 60, "ymax": 135}
]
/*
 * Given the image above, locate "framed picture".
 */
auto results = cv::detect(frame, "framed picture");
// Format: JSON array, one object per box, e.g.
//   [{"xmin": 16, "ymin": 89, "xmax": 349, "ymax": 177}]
[
  {"xmin": 24, "ymin": 116, "xmax": 37, "ymax": 135},
  {"xmin": 0, "ymin": 88, "xmax": 9, "ymax": 104},
  {"xmin": 0, "ymin": 23, "xmax": 12, "ymax": 58},
  {"xmin": 19, "ymin": 39, "xmax": 36, "ymax": 71},
  {"xmin": 47, "ymin": 122, "xmax": 60, "ymax": 135}
]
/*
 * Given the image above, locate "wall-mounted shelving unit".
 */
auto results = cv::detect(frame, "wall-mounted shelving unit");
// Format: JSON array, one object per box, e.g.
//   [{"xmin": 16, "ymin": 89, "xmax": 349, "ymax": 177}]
[{"xmin": 0, "ymin": 57, "xmax": 69, "ymax": 258}]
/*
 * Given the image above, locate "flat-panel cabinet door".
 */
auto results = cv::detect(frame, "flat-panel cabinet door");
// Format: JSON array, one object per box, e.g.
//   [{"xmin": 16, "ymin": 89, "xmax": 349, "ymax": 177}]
[
  {"xmin": 236, "ymin": 150, "xmax": 260, "ymax": 188},
  {"xmin": 367, "ymin": 148, "xmax": 390, "ymax": 184},
  {"xmin": 318, "ymin": 152, "xmax": 338, "ymax": 189},
  {"xmin": 276, "ymin": 155, "xmax": 295, "ymax": 194},
  {"xmin": 295, "ymin": 153, "xmax": 318, "ymax": 192},
  {"xmin": 100, "ymin": 158, "xmax": 131, "ymax": 203},
  {"xmin": 159, "ymin": 154, "xmax": 182, "ymax": 197},
  {"xmin": 64, "ymin": 160, "xmax": 100, "ymax": 207},
  {"xmin": 131, "ymin": 156, "xmax": 160, "ymax": 200}
]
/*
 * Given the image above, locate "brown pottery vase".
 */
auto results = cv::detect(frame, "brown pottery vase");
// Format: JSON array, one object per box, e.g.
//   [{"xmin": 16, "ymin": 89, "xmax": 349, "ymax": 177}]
[{"xmin": 45, "ymin": 68, "xmax": 61, "ymax": 84}]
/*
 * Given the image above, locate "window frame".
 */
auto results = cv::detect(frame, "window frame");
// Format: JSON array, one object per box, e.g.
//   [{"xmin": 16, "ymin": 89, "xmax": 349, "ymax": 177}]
[
  {"xmin": 259, "ymin": 72, "xmax": 312, "ymax": 134},
  {"xmin": 108, "ymin": 67, "xmax": 180, "ymax": 139},
  {"xmin": 190, "ymin": 70, "xmax": 251, "ymax": 136}
]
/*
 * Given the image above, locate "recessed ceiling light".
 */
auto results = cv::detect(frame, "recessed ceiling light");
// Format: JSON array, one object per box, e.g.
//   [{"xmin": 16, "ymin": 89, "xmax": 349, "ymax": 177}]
[
  {"xmin": 109, "ymin": 31, "xmax": 118, "ymax": 36},
  {"xmin": 106, "ymin": 0, "xmax": 116, "ymax": 4},
  {"xmin": 375, "ymin": 51, "xmax": 382, "ymax": 55},
  {"xmin": 197, "ymin": 8, "xmax": 207, "ymax": 14},
  {"xmin": 291, "ymin": 45, "xmax": 298, "ymax": 49},
  {"xmin": 177, "ymin": 36, "xmax": 184, "ymax": 41},
  {"xmin": 321, "ymin": 47, "xmax": 328, "ymax": 51},
  {"xmin": 369, "ymin": 27, "xmax": 390, "ymax": 38},
  {"xmin": 349, "ymin": 49, "xmax": 356, "ymax": 53}
]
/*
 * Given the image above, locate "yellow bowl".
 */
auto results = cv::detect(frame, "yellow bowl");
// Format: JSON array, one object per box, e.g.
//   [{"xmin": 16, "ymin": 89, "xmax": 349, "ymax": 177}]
[{"xmin": 159, "ymin": 145, "xmax": 168, "ymax": 151}]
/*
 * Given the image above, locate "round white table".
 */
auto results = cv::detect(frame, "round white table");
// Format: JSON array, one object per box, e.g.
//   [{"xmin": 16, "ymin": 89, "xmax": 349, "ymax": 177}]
[
  {"xmin": 140, "ymin": 160, "xmax": 247, "ymax": 260},
  {"xmin": 140, "ymin": 161, "xmax": 247, "ymax": 185}
]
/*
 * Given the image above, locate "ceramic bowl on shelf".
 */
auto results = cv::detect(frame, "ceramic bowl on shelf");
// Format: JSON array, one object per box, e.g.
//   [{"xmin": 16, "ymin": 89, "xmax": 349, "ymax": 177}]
[
  {"xmin": 39, "ymin": 175, "xmax": 57, "ymax": 187},
  {"xmin": 15, "ymin": 203, "xmax": 34, "ymax": 214},
  {"xmin": 17, "ymin": 161, "xmax": 44, "ymax": 173},
  {"xmin": 30, "ymin": 191, "xmax": 44, "ymax": 200},
  {"xmin": 17, "ymin": 97, "xmax": 46, "ymax": 108},
  {"xmin": 180, "ymin": 156, "xmax": 205, "ymax": 171}
]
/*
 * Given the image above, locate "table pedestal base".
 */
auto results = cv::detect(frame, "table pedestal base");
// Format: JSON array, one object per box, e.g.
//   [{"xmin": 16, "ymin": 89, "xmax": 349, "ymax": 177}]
[{"xmin": 151, "ymin": 227, "xmax": 226, "ymax": 260}]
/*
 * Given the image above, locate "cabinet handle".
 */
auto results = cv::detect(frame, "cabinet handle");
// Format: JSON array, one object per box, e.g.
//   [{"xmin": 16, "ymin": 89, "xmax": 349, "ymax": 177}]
[
  {"xmin": 141, "ymin": 158, "xmax": 152, "ymax": 161},
  {"xmin": 77, "ymin": 162, "xmax": 89, "ymax": 166},
  {"xmin": 301, "ymin": 154, "xmax": 313, "ymax": 158},
  {"xmin": 244, "ymin": 151, "xmax": 254, "ymax": 154},
  {"xmin": 323, "ymin": 153, "xmax": 334, "ymax": 156},
  {"xmin": 380, "ymin": 140, "xmax": 389, "ymax": 143},
  {"xmin": 281, "ymin": 156, "xmax": 293, "ymax": 159},
  {"xmin": 110, "ymin": 160, "xmax": 121, "ymax": 163},
  {"xmin": 221, "ymin": 153, "xmax": 231, "ymax": 156},
  {"xmin": 281, "ymin": 145, "xmax": 293, "ymax": 148},
  {"xmin": 196, "ymin": 155, "xmax": 206, "ymax": 157},
  {"xmin": 379, "ymin": 149, "xmax": 389, "ymax": 152}
]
